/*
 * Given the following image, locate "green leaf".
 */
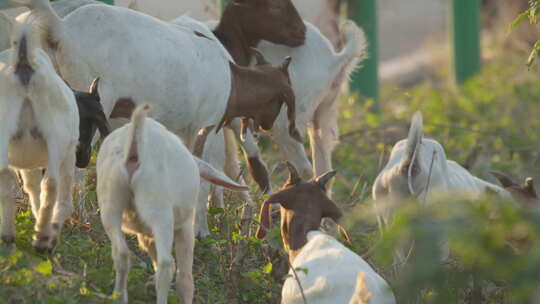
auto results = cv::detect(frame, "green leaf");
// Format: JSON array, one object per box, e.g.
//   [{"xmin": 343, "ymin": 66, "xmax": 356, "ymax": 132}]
[
  {"xmin": 208, "ymin": 207, "xmax": 224, "ymax": 215},
  {"xmin": 33, "ymin": 261, "xmax": 52, "ymax": 276},
  {"xmin": 263, "ymin": 263, "xmax": 272, "ymax": 274},
  {"xmin": 510, "ymin": 11, "xmax": 529, "ymax": 31}
]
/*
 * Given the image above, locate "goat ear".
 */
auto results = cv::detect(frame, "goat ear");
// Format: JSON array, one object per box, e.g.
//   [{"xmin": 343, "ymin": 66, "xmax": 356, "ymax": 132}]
[
  {"xmin": 281, "ymin": 56, "xmax": 292, "ymax": 72},
  {"xmin": 256, "ymin": 195, "xmax": 280, "ymax": 239},
  {"xmin": 251, "ymin": 48, "xmax": 268, "ymax": 65},
  {"xmin": 286, "ymin": 161, "xmax": 301, "ymax": 185},
  {"xmin": 315, "ymin": 170, "xmax": 337, "ymax": 191},
  {"xmin": 338, "ymin": 225, "xmax": 352, "ymax": 246},
  {"xmin": 89, "ymin": 77, "xmax": 100, "ymax": 97},
  {"xmin": 490, "ymin": 171, "xmax": 517, "ymax": 188}
]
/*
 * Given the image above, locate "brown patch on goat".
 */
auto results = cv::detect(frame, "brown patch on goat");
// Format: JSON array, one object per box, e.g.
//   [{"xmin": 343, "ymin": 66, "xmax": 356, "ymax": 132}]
[
  {"xmin": 256, "ymin": 162, "xmax": 343, "ymax": 262},
  {"xmin": 214, "ymin": 0, "xmax": 306, "ymax": 66},
  {"xmin": 217, "ymin": 51, "xmax": 301, "ymax": 143},
  {"xmin": 491, "ymin": 171, "xmax": 539, "ymax": 204},
  {"xmin": 110, "ymin": 98, "xmax": 136, "ymax": 119}
]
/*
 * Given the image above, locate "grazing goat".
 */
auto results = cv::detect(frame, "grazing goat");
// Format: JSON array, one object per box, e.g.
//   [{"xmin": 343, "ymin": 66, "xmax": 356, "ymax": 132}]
[
  {"xmin": 256, "ymin": 163, "xmax": 396, "ymax": 304},
  {"xmin": 9, "ymin": 0, "xmax": 302, "ymax": 196},
  {"xmin": 96, "ymin": 104, "xmax": 248, "ymax": 304},
  {"xmin": 194, "ymin": 12, "xmax": 367, "ymax": 187},
  {"xmin": 373, "ymin": 112, "xmax": 509, "ymax": 226},
  {"xmin": 491, "ymin": 172, "xmax": 539, "ymax": 204},
  {"xmin": 0, "ymin": 24, "xmax": 78, "ymax": 251},
  {"xmin": 71, "ymin": 78, "xmax": 110, "ymax": 168}
]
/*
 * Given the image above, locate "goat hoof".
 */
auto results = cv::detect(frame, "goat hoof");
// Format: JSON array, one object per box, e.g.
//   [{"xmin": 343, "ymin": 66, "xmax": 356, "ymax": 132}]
[
  {"xmin": 32, "ymin": 235, "xmax": 52, "ymax": 253},
  {"xmin": 1, "ymin": 234, "xmax": 15, "ymax": 245}
]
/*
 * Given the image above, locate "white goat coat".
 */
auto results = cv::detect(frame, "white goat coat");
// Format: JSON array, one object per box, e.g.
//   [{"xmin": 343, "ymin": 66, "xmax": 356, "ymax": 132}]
[
  {"xmin": 374, "ymin": 138, "xmax": 508, "ymax": 206},
  {"xmin": 97, "ymin": 118, "xmax": 199, "ymax": 229},
  {"xmin": 0, "ymin": 48, "xmax": 78, "ymax": 170},
  {"xmin": 282, "ymin": 231, "xmax": 396, "ymax": 304},
  {"xmin": 34, "ymin": 3, "xmax": 232, "ymax": 145}
]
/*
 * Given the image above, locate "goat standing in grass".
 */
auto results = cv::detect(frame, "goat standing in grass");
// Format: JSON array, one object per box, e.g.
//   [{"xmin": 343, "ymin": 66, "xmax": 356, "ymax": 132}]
[
  {"xmin": 0, "ymin": 24, "xmax": 78, "ymax": 251},
  {"xmin": 97, "ymin": 104, "xmax": 248, "ymax": 304},
  {"xmin": 256, "ymin": 163, "xmax": 396, "ymax": 304}
]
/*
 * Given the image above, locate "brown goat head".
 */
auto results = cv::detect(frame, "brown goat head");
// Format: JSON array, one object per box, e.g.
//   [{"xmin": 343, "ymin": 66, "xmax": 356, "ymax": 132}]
[
  {"xmin": 74, "ymin": 77, "xmax": 110, "ymax": 168},
  {"xmin": 256, "ymin": 162, "xmax": 343, "ymax": 261},
  {"xmin": 224, "ymin": 0, "xmax": 305, "ymax": 45},
  {"xmin": 491, "ymin": 171, "xmax": 538, "ymax": 204},
  {"xmin": 214, "ymin": 0, "xmax": 306, "ymax": 65},
  {"xmin": 217, "ymin": 51, "xmax": 301, "ymax": 142}
]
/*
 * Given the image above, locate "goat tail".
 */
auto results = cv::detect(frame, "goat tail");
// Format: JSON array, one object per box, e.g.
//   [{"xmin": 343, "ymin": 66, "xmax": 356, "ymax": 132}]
[
  {"xmin": 124, "ymin": 104, "xmax": 150, "ymax": 178},
  {"xmin": 335, "ymin": 20, "xmax": 368, "ymax": 77},
  {"xmin": 11, "ymin": 22, "xmax": 39, "ymax": 86}
]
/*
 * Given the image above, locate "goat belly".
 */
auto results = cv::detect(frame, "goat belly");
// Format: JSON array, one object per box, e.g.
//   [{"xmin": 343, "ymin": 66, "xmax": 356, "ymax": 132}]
[{"xmin": 9, "ymin": 136, "xmax": 48, "ymax": 169}]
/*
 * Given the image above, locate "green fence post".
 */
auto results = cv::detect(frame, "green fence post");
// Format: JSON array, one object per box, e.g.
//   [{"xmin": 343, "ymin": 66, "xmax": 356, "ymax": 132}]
[
  {"xmin": 348, "ymin": 0, "xmax": 379, "ymax": 109},
  {"xmin": 451, "ymin": 0, "xmax": 481, "ymax": 84},
  {"xmin": 221, "ymin": 0, "xmax": 229, "ymax": 12}
]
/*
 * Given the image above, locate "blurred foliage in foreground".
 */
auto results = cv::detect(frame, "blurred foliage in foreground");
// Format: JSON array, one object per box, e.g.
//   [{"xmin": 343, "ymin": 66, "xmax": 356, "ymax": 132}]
[{"xmin": 351, "ymin": 196, "xmax": 540, "ymax": 304}]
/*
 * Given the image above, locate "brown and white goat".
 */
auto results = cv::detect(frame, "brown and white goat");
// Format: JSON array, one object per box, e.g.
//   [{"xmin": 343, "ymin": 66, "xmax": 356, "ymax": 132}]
[{"xmin": 256, "ymin": 163, "xmax": 396, "ymax": 304}]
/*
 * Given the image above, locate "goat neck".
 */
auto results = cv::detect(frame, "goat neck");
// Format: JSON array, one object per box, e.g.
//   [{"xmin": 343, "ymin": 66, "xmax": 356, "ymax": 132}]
[
  {"xmin": 218, "ymin": 61, "xmax": 300, "ymax": 142},
  {"xmin": 213, "ymin": 7, "xmax": 257, "ymax": 66}
]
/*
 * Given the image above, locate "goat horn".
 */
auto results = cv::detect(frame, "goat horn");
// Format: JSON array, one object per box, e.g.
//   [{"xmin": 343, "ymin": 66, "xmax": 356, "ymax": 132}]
[
  {"xmin": 251, "ymin": 47, "xmax": 268, "ymax": 65},
  {"xmin": 89, "ymin": 77, "xmax": 100, "ymax": 96},
  {"xmin": 316, "ymin": 170, "xmax": 337, "ymax": 191},
  {"xmin": 281, "ymin": 56, "xmax": 292, "ymax": 71},
  {"xmin": 286, "ymin": 161, "xmax": 301, "ymax": 185}
]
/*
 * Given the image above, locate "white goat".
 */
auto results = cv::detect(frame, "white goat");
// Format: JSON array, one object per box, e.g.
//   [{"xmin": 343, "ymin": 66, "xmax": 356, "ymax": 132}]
[
  {"xmin": 0, "ymin": 23, "xmax": 78, "ymax": 251},
  {"xmin": 373, "ymin": 111, "xmax": 509, "ymax": 226},
  {"xmin": 196, "ymin": 18, "xmax": 367, "ymax": 183},
  {"xmin": 97, "ymin": 104, "xmax": 248, "ymax": 304},
  {"xmin": 256, "ymin": 163, "xmax": 396, "ymax": 304}
]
